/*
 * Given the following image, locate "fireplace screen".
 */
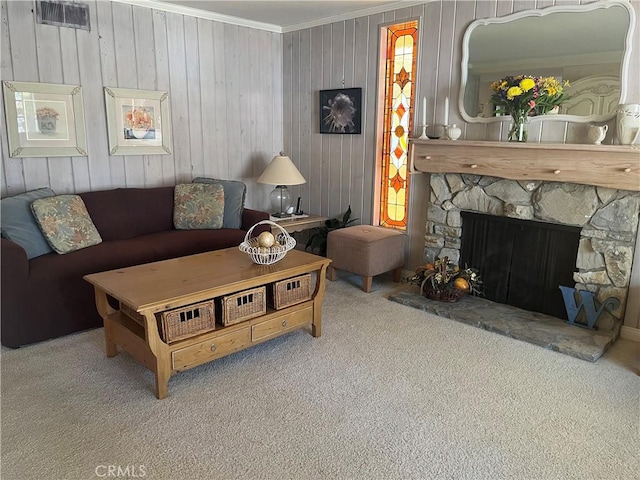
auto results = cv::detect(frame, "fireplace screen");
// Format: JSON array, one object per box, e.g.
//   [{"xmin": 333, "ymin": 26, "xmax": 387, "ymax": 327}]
[{"xmin": 460, "ymin": 212, "xmax": 581, "ymax": 320}]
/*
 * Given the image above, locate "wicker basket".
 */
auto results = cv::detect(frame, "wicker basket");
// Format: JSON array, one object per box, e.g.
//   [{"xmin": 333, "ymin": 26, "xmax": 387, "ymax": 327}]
[
  {"xmin": 219, "ymin": 286, "xmax": 267, "ymax": 326},
  {"xmin": 269, "ymin": 274, "xmax": 312, "ymax": 310},
  {"xmin": 422, "ymin": 285, "xmax": 467, "ymax": 303},
  {"xmin": 160, "ymin": 300, "xmax": 216, "ymax": 343},
  {"xmin": 239, "ymin": 220, "xmax": 296, "ymax": 265}
]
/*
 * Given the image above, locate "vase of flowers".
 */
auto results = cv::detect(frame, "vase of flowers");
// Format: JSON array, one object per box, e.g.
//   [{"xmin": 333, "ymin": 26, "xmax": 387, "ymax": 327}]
[
  {"xmin": 490, "ymin": 75, "xmax": 569, "ymax": 142},
  {"xmin": 407, "ymin": 257, "xmax": 482, "ymax": 303},
  {"xmin": 35, "ymin": 106, "xmax": 60, "ymax": 135},
  {"xmin": 124, "ymin": 107, "xmax": 155, "ymax": 139}
]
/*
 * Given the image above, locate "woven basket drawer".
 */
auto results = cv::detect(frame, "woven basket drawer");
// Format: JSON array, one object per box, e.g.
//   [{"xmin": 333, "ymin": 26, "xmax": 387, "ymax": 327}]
[
  {"xmin": 160, "ymin": 300, "xmax": 216, "ymax": 343},
  {"xmin": 219, "ymin": 286, "xmax": 266, "ymax": 326},
  {"xmin": 268, "ymin": 274, "xmax": 312, "ymax": 310}
]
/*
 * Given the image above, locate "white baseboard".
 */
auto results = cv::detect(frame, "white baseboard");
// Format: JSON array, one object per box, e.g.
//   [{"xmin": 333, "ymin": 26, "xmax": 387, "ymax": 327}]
[{"xmin": 620, "ymin": 326, "xmax": 640, "ymax": 342}]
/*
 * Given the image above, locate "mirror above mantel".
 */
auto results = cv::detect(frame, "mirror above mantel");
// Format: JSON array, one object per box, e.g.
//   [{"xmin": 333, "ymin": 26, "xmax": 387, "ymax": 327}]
[{"xmin": 459, "ymin": 0, "xmax": 636, "ymax": 124}]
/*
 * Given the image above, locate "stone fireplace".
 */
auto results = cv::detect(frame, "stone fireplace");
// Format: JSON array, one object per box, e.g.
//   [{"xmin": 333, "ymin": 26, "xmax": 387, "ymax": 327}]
[
  {"xmin": 424, "ymin": 173, "xmax": 640, "ymax": 329},
  {"xmin": 389, "ymin": 139, "xmax": 640, "ymax": 361}
]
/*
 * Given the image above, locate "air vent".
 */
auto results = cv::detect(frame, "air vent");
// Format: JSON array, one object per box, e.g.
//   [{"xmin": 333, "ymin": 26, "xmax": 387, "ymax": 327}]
[{"xmin": 36, "ymin": 1, "xmax": 90, "ymax": 31}]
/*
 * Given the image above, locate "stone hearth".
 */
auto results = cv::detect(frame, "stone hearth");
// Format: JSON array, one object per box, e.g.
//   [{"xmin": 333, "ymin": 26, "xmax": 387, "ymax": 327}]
[
  {"xmin": 406, "ymin": 140, "xmax": 640, "ymax": 358},
  {"xmin": 400, "ymin": 173, "xmax": 640, "ymax": 360},
  {"xmin": 389, "ymin": 286, "xmax": 619, "ymax": 362}
]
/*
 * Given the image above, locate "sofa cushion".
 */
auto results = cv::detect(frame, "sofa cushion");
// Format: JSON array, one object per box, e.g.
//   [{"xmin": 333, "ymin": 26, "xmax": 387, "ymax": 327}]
[
  {"xmin": 80, "ymin": 187, "xmax": 175, "ymax": 242},
  {"xmin": 193, "ymin": 177, "xmax": 246, "ymax": 229},
  {"xmin": 31, "ymin": 195, "xmax": 102, "ymax": 254},
  {"xmin": 174, "ymin": 183, "xmax": 225, "ymax": 230},
  {"xmin": 28, "ymin": 229, "xmax": 249, "ymax": 282},
  {"xmin": 1, "ymin": 187, "xmax": 56, "ymax": 259}
]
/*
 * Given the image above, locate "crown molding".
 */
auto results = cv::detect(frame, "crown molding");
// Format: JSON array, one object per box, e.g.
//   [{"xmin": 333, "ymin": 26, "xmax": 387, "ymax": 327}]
[
  {"xmin": 280, "ymin": 1, "xmax": 427, "ymax": 33},
  {"xmin": 111, "ymin": 0, "xmax": 428, "ymax": 34},
  {"xmin": 111, "ymin": 0, "xmax": 282, "ymax": 32}
]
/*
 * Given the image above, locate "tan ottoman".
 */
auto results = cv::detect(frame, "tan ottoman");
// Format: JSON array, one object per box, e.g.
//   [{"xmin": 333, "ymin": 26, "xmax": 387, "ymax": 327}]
[{"xmin": 326, "ymin": 225, "xmax": 405, "ymax": 292}]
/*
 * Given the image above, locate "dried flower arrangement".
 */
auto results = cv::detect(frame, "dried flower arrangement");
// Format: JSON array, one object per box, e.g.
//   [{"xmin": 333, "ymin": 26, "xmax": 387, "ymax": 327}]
[{"xmin": 407, "ymin": 256, "xmax": 482, "ymax": 302}]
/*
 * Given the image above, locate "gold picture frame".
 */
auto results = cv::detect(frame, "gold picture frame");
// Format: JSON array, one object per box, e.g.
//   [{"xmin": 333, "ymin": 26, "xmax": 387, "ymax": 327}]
[
  {"xmin": 2, "ymin": 80, "xmax": 87, "ymax": 157},
  {"xmin": 104, "ymin": 87, "xmax": 172, "ymax": 155}
]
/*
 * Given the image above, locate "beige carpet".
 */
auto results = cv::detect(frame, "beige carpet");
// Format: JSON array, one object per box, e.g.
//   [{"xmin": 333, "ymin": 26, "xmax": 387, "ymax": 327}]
[{"xmin": 1, "ymin": 273, "xmax": 639, "ymax": 480}]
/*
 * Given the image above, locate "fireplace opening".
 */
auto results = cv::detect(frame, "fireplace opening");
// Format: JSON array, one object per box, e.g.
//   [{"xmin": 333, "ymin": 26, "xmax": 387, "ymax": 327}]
[{"xmin": 460, "ymin": 212, "xmax": 581, "ymax": 320}]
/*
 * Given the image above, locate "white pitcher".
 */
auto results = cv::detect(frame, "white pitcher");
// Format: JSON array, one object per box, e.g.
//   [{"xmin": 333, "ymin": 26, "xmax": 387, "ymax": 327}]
[
  {"xmin": 616, "ymin": 104, "xmax": 640, "ymax": 145},
  {"xmin": 587, "ymin": 125, "xmax": 608, "ymax": 145}
]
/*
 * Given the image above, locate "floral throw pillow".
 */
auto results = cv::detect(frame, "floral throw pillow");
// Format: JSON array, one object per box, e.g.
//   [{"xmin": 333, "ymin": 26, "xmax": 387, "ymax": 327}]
[
  {"xmin": 173, "ymin": 183, "xmax": 225, "ymax": 230},
  {"xmin": 30, "ymin": 195, "xmax": 102, "ymax": 254}
]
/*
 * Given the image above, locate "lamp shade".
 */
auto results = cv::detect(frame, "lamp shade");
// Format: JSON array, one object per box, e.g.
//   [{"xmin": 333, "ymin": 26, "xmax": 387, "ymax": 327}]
[{"xmin": 257, "ymin": 154, "xmax": 306, "ymax": 186}]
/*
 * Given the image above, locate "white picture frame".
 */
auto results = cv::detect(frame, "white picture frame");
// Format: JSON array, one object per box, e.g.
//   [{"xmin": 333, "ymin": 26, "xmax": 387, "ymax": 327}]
[
  {"xmin": 104, "ymin": 87, "xmax": 172, "ymax": 155},
  {"xmin": 2, "ymin": 80, "xmax": 88, "ymax": 157}
]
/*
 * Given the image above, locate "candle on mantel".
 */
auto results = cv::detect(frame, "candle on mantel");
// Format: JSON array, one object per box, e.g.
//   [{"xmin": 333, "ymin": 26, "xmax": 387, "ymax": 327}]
[
  {"xmin": 422, "ymin": 97, "xmax": 427, "ymax": 125},
  {"xmin": 444, "ymin": 96, "xmax": 449, "ymax": 125}
]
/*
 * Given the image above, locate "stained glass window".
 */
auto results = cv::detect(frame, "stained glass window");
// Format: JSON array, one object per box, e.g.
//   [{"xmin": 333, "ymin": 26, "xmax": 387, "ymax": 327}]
[{"xmin": 379, "ymin": 21, "xmax": 418, "ymax": 230}]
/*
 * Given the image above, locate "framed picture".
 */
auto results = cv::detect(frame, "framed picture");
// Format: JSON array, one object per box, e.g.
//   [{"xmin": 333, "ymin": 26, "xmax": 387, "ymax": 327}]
[
  {"xmin": 319, "ymin": 87, "xmax": 362, "ymax": 134},
  {"xmin": 104, "ymin": 87, "xmax": 172, "ymax": 155},
  {"xmin": 2, "ymin": 80, "xmax": 87, "ymax": 157}
]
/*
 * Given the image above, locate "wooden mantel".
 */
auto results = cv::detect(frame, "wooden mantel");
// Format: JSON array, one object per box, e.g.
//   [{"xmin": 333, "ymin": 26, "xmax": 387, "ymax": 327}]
[{"xmin": 409, "ymin": 140, "xmax": 640, "ymax": 191}]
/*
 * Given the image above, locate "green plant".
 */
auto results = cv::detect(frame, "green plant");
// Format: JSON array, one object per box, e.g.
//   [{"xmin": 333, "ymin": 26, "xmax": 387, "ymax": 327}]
[{"xmin": 305, "ymin": 206, "xmax": 358, "ymax": 256}]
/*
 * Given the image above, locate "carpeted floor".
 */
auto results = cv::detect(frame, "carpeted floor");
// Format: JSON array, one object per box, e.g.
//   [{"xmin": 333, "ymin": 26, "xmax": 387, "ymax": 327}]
[{"xmin": 1, "ymin": 272, "xmax": 639, "ymax": 480}]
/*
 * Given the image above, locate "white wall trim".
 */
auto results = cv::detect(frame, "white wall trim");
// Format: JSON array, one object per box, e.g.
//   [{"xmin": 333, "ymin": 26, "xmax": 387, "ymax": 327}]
[
  {"xmin": 111, "ymin": 0, "xmax": 282, "ymax": 32},
  {"xmin": 280, "ymin": 1, "xmax": 428, "ymax": 33},
  {"xmin": 620, "ymin": 326, "xmax": 640, "ymax": 342},
  {"xmin": 112, "ymin": 0, "xmax": 429, "ymax": 34}
]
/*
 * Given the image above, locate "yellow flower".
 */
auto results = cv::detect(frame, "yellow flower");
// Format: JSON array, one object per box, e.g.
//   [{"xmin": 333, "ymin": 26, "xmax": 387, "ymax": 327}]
[
  {"xmin": 546, "ymin": 86, "xmax": 557, "ymax": 96},
  {"xmin": 520, "ymin": 78, "xmax": 535, "ymax": 92},
  {"xmin": 506, "ymin": 86, "xmax": 523, "ymax": 99}
]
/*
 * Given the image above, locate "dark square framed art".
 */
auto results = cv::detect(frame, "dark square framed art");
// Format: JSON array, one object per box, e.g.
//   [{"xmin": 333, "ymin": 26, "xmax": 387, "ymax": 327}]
[{"xmin": 319, "ymin": 88, "xmax": 362, "ymax": 134}]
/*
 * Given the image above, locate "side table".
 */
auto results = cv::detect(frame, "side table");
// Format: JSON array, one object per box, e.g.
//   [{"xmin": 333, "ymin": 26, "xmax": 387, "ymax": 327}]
[{"xmin": 270, "ymin": 214, "xmax": 328, "ymax": 234}]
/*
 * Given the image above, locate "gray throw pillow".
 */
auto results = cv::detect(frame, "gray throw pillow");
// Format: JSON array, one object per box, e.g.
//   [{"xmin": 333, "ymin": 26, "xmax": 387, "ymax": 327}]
[
  {"xmin": 1, "ymin": 187, "xmax": 56, "ymax": 259},
  {"xmin": 193, "ymin": 177, "xmax": 246, "ymax": 229}
]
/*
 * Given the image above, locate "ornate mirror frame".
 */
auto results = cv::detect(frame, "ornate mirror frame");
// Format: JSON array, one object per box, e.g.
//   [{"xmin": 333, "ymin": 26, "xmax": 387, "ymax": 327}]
[{"xmin": 459, "ymin": 0, "xmax": 636, "ymax": 124}]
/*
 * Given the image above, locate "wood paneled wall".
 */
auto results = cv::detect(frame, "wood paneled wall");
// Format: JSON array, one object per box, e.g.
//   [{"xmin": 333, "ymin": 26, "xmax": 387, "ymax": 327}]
[
  {"xmin": 282, "ymin": 0, "xmax": 640, "ymax": 329},
  {"xmin": 283, "ymin": 0, "xmax": 640, "ymax": 221},
  {"xmin": 0, "ymin": 0, "xmax": 283, "ymax": 209}
]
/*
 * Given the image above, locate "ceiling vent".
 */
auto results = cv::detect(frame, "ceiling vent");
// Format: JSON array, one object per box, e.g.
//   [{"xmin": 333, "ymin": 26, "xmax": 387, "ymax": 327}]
[{"xmin": 36, "ymin": 1, "xmax": 90, "ymax": 31}]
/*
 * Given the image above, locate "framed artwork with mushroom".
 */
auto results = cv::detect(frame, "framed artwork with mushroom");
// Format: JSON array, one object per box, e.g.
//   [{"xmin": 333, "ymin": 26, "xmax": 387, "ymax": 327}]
[{"xmin": 319, "ymin": 88, "xmax": 362, "ymax": 134}]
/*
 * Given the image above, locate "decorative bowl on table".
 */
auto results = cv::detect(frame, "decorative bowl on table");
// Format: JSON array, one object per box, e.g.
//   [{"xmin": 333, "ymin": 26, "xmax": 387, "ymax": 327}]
[{"xmin": 239, "ymin": 220, "xmax": 296, "ymax": 265}]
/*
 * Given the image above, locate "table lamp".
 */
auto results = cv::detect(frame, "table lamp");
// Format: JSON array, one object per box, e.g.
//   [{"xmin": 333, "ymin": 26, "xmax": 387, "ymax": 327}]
[{"xmin": 257, "ymin": 152, "xmax": 306, "ymax": 217}]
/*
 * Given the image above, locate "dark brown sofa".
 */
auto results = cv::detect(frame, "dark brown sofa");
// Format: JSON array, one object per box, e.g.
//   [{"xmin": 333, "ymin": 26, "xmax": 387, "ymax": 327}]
[{"xmin": 1, "ymin": 186, "xmax": 269, "ymax": 348}]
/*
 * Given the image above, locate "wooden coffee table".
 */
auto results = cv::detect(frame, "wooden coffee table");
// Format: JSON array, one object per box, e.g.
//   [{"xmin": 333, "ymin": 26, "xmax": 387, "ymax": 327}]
[{"xmin": 84, "ymin": 248, "xmax": 331, "ymax": 399}]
